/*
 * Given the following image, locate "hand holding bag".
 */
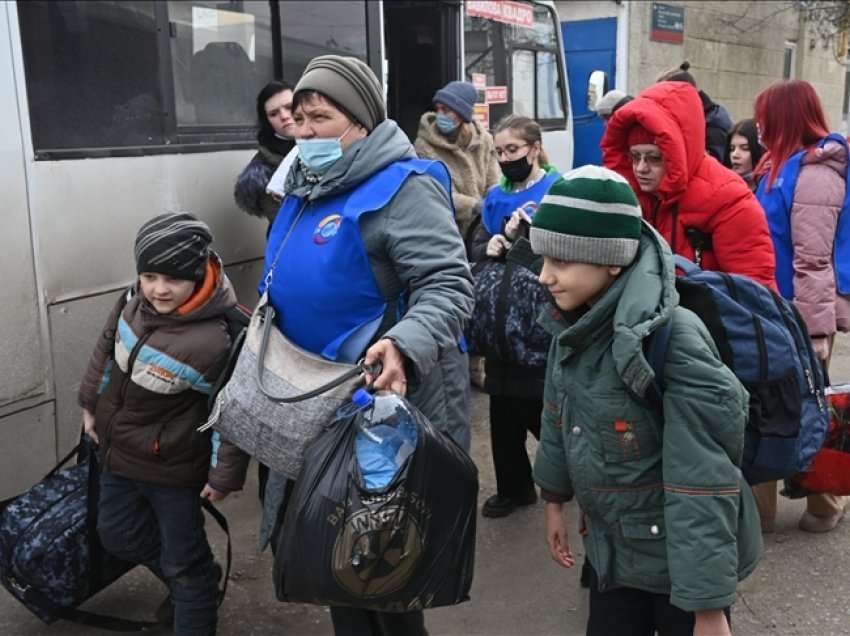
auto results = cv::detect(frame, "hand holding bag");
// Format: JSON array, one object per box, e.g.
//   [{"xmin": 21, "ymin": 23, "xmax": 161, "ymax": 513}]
[{"xmin": 201, "ymin": 205, "xmax": 376, "ymax": 479}]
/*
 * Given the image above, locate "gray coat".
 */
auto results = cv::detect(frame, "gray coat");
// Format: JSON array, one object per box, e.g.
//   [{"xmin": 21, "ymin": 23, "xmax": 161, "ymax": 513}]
[{"xmin": 261, "ymin": 120, "xmax": 474, "ymax": 547}]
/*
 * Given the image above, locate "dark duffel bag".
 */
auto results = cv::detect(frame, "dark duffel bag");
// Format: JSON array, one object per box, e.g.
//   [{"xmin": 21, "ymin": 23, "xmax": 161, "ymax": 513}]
[
  {"xmin": 0, "ymin": 436, "xmax": 154, "ymax": 630},
  {"xmin": 0, "ymin": 436, "xmax": 232, "ymax": 631}
]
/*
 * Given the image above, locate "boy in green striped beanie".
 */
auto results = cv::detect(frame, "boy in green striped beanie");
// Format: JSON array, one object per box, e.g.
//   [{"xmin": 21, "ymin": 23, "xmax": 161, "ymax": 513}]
[
  {"xmin": 529, "ymin": 163, "xmax": 758, "ymax": 636},
  {"xmin": 530, "ymin": 164, "xmax": 642, "ymax": 311}
]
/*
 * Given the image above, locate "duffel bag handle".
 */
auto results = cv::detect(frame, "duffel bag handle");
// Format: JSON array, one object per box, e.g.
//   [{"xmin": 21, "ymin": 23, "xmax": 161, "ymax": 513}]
[{"xmin": 255, "ymin": 303, "xmax": 382, "ymax": 404}]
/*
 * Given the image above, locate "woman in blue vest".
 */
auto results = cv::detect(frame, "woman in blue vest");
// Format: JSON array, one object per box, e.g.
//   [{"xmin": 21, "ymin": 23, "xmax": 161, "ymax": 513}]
[
  {"xmin": 260, "ymin": 55, "xmax": 473, "ymax": 636},
  {"xmin": 754, "ymin": 79, "xmax": 850, "ymax": 534},
  {"xmin": 468, "ymin": 115, "xmax": 560, "ymax": 518}
]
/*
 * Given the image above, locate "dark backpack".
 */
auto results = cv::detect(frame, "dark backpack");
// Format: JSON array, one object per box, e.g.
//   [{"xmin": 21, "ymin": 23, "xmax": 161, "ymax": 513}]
[{"xmin": 646, "ymin": 256, "xmax": 829, "ymax": 485}]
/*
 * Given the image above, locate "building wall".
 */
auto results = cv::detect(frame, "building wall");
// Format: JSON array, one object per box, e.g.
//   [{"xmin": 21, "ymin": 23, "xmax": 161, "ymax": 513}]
[{"xmin": 558, "ymin": 0, "xmax": 848, "ymax": 129}]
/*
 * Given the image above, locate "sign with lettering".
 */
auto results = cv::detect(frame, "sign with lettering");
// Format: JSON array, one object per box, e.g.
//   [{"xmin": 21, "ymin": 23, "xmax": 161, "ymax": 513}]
[
  {"xmin": 472, "ymin": 73, "xmax": 487, "ymax": 91},
  {"xmin": 485, "ymin": 86, "xmax": 508, "ymax": 104},
  {"xmin": 473, "ymin": 103, "xmax": 490, "ymax": 128},
  {"xmin": 651, "ymin": 3, "xmax": 684, "ymax": 44},
  {"xmin": 466, "ymin": 1, "xmax": 534, "ymax": 28}
]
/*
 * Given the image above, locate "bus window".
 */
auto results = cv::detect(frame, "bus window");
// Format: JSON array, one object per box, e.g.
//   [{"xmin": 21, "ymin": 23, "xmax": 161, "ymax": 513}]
[
  {"xmin": 17, "ymin": 0, "xmax": 367, "ymax": 159},
  {"xmin": 279, "ymin": 1, "xmax": 367, "ymax": 83},
  {"xmin": 18, "ymin": 1, "xmax": 166, "ymax": 151},
  {"xmin": 511, "ymin": 50, "xmax": 535, "ymax": 118},
  {"xmin": 168, "ymin": 1, "xmax": 273, "ymax": 131},
  {"xmin": 464, "ymin": 1, "xmax": 566, "ymax": 129},
  {"xmin": 536, "ymin": 51, "xmax": 564, "ymax": 120}
]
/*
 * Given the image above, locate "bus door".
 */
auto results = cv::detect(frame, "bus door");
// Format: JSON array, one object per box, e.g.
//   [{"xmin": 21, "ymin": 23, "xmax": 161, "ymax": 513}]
[
  {"xmin": 383, "ymin": 0, "xmax": 461, "ymax": 141},
  {"xmin": 463, "ymin": 1, "xmax": 572, "ymax": 170}
]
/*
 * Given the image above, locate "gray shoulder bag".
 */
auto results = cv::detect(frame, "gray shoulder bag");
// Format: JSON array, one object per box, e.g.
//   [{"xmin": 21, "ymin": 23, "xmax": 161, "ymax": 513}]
[{"xmin": 200, "ymin": 205, "xmax": 377, "ymax": 479}]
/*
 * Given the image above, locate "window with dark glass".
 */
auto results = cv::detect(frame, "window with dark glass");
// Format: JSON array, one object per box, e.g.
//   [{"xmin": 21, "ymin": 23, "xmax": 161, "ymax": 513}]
[
  {"xmin": 278, "ymin": 1, "xmax": 368, "ymax": 82},
  {"xmin": 18, "ymin": 1, "xmax": 165, "ymax": 151},
  {"xmin": 17, "ymin": 0, "xmax": 368, "ymax": 157},
  {"xmin": 167, "ymin": 1, "xmax": 273, "ymax": 131}
]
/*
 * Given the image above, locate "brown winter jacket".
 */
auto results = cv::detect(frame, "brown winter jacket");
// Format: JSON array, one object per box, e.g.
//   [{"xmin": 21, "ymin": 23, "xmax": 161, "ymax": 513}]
[
  {"xmin": 78, "ymin": 257, "xmax": 250, "ymax": 492},
  {"xmin": 789, "ymin": 141, "xmax": 850, "ymax": 336},
  {"xmin": 414, "ymin": 112, "xmax": 501, "ymax": 235}
]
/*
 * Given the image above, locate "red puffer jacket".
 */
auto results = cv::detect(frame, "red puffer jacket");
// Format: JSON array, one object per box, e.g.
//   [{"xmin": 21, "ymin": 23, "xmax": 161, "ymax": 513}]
[{"xmin": 601, "ymin": 82, "xmax": 777, "ymax": 290}]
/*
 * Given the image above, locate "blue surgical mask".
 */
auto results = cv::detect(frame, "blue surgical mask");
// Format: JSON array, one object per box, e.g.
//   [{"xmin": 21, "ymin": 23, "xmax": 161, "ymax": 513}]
[
  {"xmin": 435, "ymin": 113, "xmax": 459, "ymax": 134},
  {"xmin": 296, "ymin": 125, "xmax": 353, "ymax": 174}
]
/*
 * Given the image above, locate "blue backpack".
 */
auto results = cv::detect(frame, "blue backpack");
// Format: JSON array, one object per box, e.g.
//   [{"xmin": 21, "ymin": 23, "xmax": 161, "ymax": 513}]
[{"xmin": 647, "ymin": 256, "xmax": 829, "ymax": 484}]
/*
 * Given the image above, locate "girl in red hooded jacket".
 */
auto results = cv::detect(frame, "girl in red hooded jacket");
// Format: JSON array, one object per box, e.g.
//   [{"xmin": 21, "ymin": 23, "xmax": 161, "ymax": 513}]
[{"xmin": 601, "ymin": 81, "xmax": 776, "ymax": 290}]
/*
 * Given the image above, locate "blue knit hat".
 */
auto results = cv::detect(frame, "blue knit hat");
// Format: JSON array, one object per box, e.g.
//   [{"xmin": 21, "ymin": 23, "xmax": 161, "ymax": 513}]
[{"xmin": 433, "ymin": 81, "xmax": 477, "ymax": 122}]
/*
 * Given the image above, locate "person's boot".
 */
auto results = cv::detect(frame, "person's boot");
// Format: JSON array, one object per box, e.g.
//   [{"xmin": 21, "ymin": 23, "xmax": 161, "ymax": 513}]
[
  {"xmin": 799, "ymin": 509, "xmax": 846, "ymax": 532},
  {"xmin": 482, "ymin": 487, "xmax": 537, "ymax": 518}
]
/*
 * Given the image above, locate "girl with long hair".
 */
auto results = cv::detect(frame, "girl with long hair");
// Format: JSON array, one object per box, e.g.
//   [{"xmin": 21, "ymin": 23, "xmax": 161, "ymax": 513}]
[
  {"xmin": 724, "ymin": 119, "xmax": 763, "ymax": 191},
  {"xmin": 234, "ymin": 80, "xmax": 296, "ymax": 223},
  {"xmin": 754, "ymin": 79, "xmax": 850, "ymax": 533}
]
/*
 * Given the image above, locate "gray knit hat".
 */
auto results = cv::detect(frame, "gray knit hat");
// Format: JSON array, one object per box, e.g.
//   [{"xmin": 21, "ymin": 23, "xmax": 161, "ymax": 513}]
[
  {"xmin": 294, "ymin": 55, "xmax": 386, "ymax": 131},
  {"xmin": 135, "ymin": 212, "xmax": 212, "ymax": 281},
  {"xmin": 433, "ymin": 81, "xmax": 477, "ymax": 122},
  {"xmin": 530, "ymin": 165, "xmax": 642, "ymax": 267}
]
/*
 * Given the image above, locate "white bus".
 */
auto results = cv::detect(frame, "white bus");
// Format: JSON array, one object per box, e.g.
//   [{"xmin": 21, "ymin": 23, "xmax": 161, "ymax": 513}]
[{"xmin": 0, "ymin": 0, "xmax": 571, "ymax": 497}]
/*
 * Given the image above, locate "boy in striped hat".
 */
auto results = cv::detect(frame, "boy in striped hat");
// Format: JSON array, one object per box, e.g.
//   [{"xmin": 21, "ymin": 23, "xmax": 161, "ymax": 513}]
[
  {"xmin": 79, "ymin": 212, "xmax": 250, "ymax": 633},
  {"xmin": 529, "ymin": 165, "xmax": 760, "ymax": 636}
]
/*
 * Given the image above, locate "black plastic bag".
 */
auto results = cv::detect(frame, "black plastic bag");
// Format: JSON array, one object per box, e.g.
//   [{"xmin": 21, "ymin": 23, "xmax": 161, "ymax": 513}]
[{"xmin": 274, "ymin": 397, "xmax": 478, "ymax": 612}]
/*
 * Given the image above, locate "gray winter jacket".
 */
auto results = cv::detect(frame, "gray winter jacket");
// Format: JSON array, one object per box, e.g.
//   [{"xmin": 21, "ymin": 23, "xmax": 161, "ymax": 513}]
[{"xmin": 261, "ymin": 120, "xmax": 474, "ymax": 546}]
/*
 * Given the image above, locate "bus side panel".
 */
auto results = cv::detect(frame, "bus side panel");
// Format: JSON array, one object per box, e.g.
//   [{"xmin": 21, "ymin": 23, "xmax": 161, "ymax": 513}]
[
  {"xmin": 27, "ymin": 152, "xmax": 268, "ymax": 303},
  {"xmin": 0, "ymin": 4, "xmax": 48, "ymax": 408},
  {"xmin": 0, "ymin": 403, "xmax": 56, "ymax": 499},
  {"xmin": 49, "ymin": 260, "xmax": 265, "ymax": 459}
]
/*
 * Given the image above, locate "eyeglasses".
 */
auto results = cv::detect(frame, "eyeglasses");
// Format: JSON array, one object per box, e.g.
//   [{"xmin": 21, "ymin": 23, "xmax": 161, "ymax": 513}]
[
  {"xmin": 629, "ymin": 151, "xmax": 664, "ymax": 167},
  {"xmin": 494, "ymin": 143, "xmax": 529, "ymax": 159}
]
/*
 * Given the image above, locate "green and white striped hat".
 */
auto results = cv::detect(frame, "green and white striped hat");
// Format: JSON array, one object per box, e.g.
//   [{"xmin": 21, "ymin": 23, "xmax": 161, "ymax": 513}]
[{"xmin": 530, "ymin": 165, "xmax": 642, "ymax": 266}]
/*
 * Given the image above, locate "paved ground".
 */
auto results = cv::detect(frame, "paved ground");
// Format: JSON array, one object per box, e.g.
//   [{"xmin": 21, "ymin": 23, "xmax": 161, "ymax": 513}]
[{"xmin": 4, "ymin": 337, "xmax": 850, "ymax": 635}]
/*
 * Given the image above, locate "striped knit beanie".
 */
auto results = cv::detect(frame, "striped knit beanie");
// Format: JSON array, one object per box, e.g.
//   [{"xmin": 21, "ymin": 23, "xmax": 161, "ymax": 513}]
[
  {"xmin": 530, "ymin": 165, "xmax": 642, "ymax": 267},
  {"xmin": 135, "ymin": 213, "xmax": 213, "ymax": 281}
]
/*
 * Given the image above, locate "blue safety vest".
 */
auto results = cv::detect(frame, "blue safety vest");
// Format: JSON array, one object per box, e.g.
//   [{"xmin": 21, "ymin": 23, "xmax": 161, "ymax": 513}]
[
  {"xmin": 261, "ymin": 159, "xmax": 452, "ymax": 363},
  {"xmin": 756, "ymin": 133, "xmax": 850, "ymax": 299},
  {"xmin": 481, "ymin": 171, "xmax": 560, "ymax": 235}
]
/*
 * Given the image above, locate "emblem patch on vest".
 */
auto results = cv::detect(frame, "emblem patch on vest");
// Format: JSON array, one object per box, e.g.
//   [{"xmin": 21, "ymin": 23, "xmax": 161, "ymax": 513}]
[{"xmin": 313, "ymin": 214, "xmax": 342, "ymax": 245}]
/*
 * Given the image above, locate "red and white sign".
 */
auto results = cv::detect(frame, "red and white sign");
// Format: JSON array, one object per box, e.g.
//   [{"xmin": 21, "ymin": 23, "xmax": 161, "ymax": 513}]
[
  {"xmin": 472, "ymin": 73, "xmax": 487, "ymax": 91},
  {"xmin": 473, "ymin": 103, "xmax": 490, "ymax": 128},
  {"xmin": 485, "ymin": 86, "xmax": 508, "ymax": 104},
  {"xmin": 465, "ymin": 1, "xmax": 534, "ymax": 28}
]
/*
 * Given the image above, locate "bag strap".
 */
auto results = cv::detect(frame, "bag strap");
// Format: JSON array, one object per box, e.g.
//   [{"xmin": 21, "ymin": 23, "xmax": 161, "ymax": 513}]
[
  {"xmin": 644, "ymin": 317, "xmax": 674, "ymax": 413},
  {"xmin": 200, "ymin": 498, "xmax": 232, "ymax": 607},
  {"xmin": 673, "ymin": 254, "xmax": 700, "ymax": 275},
  {"xmin": 44, "ymin": 441, "xmax": 84, "ymax": 481},
  {"xmin": 57, "ymin": 608, "xmax": 160, "ymax": 632},
  {"xmin": 255, "ymin": 303, "xmax": 381, "ymax": 403},
  {"xmin": 262, "ymin": 201, "xmax": 307, "ymax": 293}
]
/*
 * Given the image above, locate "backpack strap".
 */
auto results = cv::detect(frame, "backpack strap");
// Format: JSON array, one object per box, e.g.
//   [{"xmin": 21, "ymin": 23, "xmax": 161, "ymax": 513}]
[
  {"xmin": 644, "ymin": 316, "xmax": 674, "ymax": 413},
  {"xmin": 673, "ymin": 254, "xmax": 701, "ymax": 275},
  {"xmin": 684, "ymin": 228, "xmax": 713, "ymax": 268}
]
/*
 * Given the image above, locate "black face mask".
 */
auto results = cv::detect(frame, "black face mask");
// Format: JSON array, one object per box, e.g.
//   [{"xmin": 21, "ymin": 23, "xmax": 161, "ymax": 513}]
[{"xmin": 499, "ymin": 155, "xmax": 534, "ymax": 183}]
